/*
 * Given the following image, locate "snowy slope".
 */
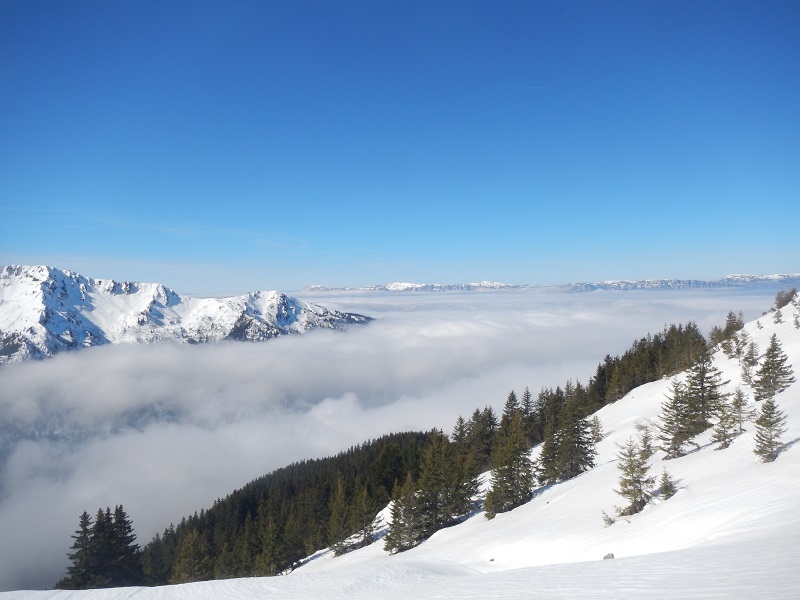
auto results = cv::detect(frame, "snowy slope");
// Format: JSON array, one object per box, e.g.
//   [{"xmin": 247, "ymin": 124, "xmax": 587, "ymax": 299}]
[
  {"xmin": 2, "ymin": 298, "xmax": 799, "ymax": 598},
  {"xmin": 0, "ymin": 266, "xmax": 372, "ymax": 364}
]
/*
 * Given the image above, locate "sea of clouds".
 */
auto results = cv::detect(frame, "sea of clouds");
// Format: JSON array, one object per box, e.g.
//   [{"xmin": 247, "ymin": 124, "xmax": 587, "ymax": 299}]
[{"xmin": 0, "ymin": 287, "xmax": 781, "ymax": 590}]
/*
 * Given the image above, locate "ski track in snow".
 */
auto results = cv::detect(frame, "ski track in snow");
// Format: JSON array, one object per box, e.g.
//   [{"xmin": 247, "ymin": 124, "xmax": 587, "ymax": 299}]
[{"xmin": 2, "ymin": 299, "xmax": 800, "ymax": 598}]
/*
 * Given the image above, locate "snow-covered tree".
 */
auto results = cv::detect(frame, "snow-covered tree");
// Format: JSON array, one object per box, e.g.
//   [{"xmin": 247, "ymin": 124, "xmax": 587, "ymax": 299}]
[{"xmin": 711, "ymin": 391, "xmax": 737, "ymax": 450}]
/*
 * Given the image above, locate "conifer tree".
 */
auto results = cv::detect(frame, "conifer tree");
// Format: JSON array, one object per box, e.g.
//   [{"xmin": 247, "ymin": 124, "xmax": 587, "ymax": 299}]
[
  {"xmin": 328, "ymin": 472, "xmax": 350, "ymax": 556},
  {"xmin": 658, "ymin": 468, "xmax": 677, "ymax": 499},
  {"xmin": 753, "ymin": 398, "xmax": 787, "ymax": 462},
  {"xmin": 553, "ymin": 400, "xmax": 596, "ymax": 481},
  {"xmin": 417, "ymin": 429, "xmax": 456, "ymax": 536},
  {"xmin": 384, "ymin": 474, "xmax": 423, "ymax": 553},
  {"xmin": 636, "ymin": 421, "xmax": 655, "ymax": 460},
  {"xmin": 711, "ymin": 392, "xmax": 737, "ymax": 450},
  {"xmin": 485, "ymin": 412, "xmax": 534, "ymax": 519},
  {"xmin": 658, "ymin": 380, "xmax": 693, "ymax": 459},
  {"xmin": 170, "ymin": 530, "xmax": 211, "ymax": 583},
  {"xmin": 589, "ymin": 415, "xmax": 604, "ymax": 446},
  {"xmin": 499, "ymin": 390, "xmax": 520, "ymax": 439},
  {"xmin": 741, "ymin": 340, "xmax": 759, "ymax": 386},
  {"xmin": 753, "ymin": 334, "xmax": 796, "ymax": 401},
  {"xmin": 349, "ymin": 480, "xmax": 375, "ymax": 548},
  {"xmin": 520, "ymin": 387, "xmax": 535, "ymax": 444},
  {"xmin": 614, "ymin": 437, "xmax": 654, "ymax": 516},
  {"xmin": 730, "ymin": 386, "xmax": 751, "ymax": 435},
  {"xmin": 56, "ymin": 511, "xmax": 94, "ymax": 589},
  {"xmin": 684, "ymin": 346, "xmax": 729, "ymax": 435},
  {"xmin": 110, "ymin": 505, "xmax": 142, "ymax": 586}
]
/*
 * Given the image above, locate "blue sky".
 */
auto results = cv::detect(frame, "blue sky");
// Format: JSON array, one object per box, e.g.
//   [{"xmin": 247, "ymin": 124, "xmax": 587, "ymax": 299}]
[{"xmin": 1, "ymin": 1, "xmax": 798, "ymax": 294}]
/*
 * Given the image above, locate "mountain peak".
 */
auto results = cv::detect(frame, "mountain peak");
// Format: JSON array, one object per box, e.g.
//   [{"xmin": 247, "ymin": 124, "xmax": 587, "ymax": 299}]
[{"xmin": 0, "ymin": 266, "xmax": 372, "ymax": 364}]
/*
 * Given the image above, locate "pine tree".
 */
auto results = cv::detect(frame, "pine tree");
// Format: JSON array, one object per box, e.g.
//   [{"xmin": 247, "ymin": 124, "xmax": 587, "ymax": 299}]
[
  {"xmin": 110, "ymin": 505, "xmax": 142, "ymax": 586},
  {"xmin": 684, "ymin": 346, "xmax": 729, "ymax": 435},
  {"xmin": 614, "ymin": 437, "xmax": 655, "ymax": 516},
  {"xmin": 741, "ymin": 340, "xmax": 759, "ymax": 386},
  {"xmin": 753, "ymin": 398, "xmax": 787, "ymax": 463},
  {"xmin": 553, "ymin": 400, "xmax": 596, "ymax": 481},
  {"xmin": 383, "ymin": 474, "xmax": 423, "ymax": 553},
  {"xmin": 658, "ymin": 380, "xmax": 693, "ymax": 459},
  {"xmin": 636, "ymin": 421, "xmax": 655, "ymax": 460},
  {"xmin": 417, "ymin": 429, "xmax": 456, "ymax": 536},
  {"xmin": 753, "ymin": 334, "xmax": 796, "ymax": 401},
  {"xmin": 328, "ymin": 472, "xmax": 350, "ymax": 556},
  {"xmin": 730, "ymin": 386, "xmax": 751, "ymax": 435},
  {"xmin": 520, "ymin": 387, "xmax": 535, "ymax": 444},
  {"xmin": 711, "ymin": 391, "xmax": 737, "ymax": 449},
  {"xmin": 56, "ymin": 511, "xmax": 94, "ymax": 589},
  {"xmin": 170, "ymin": 530, "xmax": 211, "ymax": 583},
  {"xmin": 499, "ymin": 390, "xmax": 520, "ymax": 439},
  {"xmin": 589, "ymin": 414, "xmax": 604, "ymax": 446},
  {"xmin": 658, "ymin": 468, "xmax": 677, "ymax": 499},
  {"xmin": 484, "ymin": 412, "xmax": 534, "ymax": 519},
  {"xmin": 348, "ymin": 480, "xmax": 375, "ymax": 548}
]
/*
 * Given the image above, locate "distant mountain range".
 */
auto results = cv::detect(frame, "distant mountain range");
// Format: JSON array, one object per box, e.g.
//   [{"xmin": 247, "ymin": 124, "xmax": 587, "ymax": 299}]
[
  {"xmin": 0, "ymin": 266, "xmax": 371, "ymax": 365},
  {"xmin": 304, "ymin": 273, "xmax": 800, "ymax": 293}
]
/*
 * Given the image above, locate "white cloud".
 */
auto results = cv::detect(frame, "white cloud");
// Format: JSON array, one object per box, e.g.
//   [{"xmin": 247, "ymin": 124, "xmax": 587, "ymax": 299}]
[{"xmin": 0, "ymin": 287, "xmax": 779, "ymax": 590}]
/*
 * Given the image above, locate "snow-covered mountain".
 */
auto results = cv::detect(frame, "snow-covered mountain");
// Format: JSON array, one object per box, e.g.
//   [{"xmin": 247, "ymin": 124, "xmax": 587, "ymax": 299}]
[
  {"xmin": 304, "ymin": 273, "xmax": 800, "ymax": 293},
  {"xmin": 2, "ymin": 295, "xmax": 798, "ymax": 598},
  {"xmin": 0, "ymin": 266, "xmax": 371, "ymax": 364}
]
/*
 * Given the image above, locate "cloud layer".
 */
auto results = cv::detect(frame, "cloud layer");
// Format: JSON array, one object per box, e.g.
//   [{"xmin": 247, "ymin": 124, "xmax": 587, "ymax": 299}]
[{"xmin": 0, "ymin": 288, "xmax": 779, "ymax": 590}]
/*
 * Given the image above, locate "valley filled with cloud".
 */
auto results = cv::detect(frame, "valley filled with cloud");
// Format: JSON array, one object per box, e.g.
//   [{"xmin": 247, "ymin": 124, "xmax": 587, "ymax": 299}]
[{"xmin": 0, "ymin": 287, "xmax": 782, "ymax": 590}]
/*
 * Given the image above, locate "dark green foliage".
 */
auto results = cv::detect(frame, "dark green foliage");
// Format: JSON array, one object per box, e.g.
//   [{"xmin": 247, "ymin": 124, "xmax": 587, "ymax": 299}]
[
  {"xmin": 537, "ymin": 397, "xmax": 597, "ymax": 485},
  {"xmin": 658, "ymin": 380, "xmax": 693, "ymax": 459},
  {"xmin": 142, "ymin": 431, "xmax": 427, "ymax": 583},
  {"xmin": 170, "ymin": 529, "xmax": 211, "ymax": 583},
  {"xmin": 684, "ymin": 347, "xmax": 729, "ymax": 435},
  {"xmin": 614, "ymin": 437, "xmax": 654, "ymax": 516},
  {"xmin": 56, "ymin": 506, "xmax": 142, "ymax": 589},
  {"xmin": 328, "ymin": 473, "xmax": 349, "ymax": 556},
  {"xmin": 753, "ymin": 398, "xmax": 788, "ymax": 463},
  {"xmin": 485, "ymin": 412, "xmax": 534, "ymax": 519},
  {"xmin": 753, "ymin": 334, "xmax": 796, "ymax": 402},
  {"xmin": 383, "ymin": 474, "xmax": 424, "ymax": 553}
]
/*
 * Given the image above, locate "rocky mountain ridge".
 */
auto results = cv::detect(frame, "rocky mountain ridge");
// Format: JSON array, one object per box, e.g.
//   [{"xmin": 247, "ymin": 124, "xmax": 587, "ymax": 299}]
[{"xmin": 0, "ymin": 266, "xmax": 371, "ymax": 364}]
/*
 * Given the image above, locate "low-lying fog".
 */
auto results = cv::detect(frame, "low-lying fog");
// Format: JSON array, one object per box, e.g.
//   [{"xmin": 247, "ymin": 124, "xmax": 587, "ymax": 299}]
[{"xmin": 0, "ymin": 287, "xmax": 780, "ymax": 590}]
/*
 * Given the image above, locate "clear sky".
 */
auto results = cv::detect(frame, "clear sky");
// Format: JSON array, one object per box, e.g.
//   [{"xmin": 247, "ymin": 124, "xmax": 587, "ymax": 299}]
[{"xmin": 1, "ymin": 0, "xmax": 798, "ymax": 294}]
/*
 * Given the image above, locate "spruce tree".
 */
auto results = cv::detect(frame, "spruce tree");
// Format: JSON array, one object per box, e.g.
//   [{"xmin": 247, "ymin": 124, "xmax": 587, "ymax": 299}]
[
  {"xmin": 384, "ymin": 474, "xmax": 422, "ymax": 553},
  {"xmin": 553, "ymin": 400, "xmax": 596, "ymax": 481},
  {"xmin": 753, "ymin": 334, "xmax": 796, "ymax": 401},
  {"xmin": 417, "ymin": 429, "xmax": 456, "ymax": 536},
  {"xmin": 658, "ymin": 380, "xmax": 693, "ymax": 459},
  {"xmin": 711, "ymin": 392, "xmax": 737, "ymax": 450},
  {"xmin": 110, "ymin": 505, "xmax": 142, "ymax": 586},
  {"xmin": 684, "ymin": 346, "xmax": 729, "ymax": 435},
  {"xmin": 753, "ymin": 398, "xmax": 787, "ymax": 462},
  {"xmin": 349, "ymin": 480, "xmax": 375, "ymax": 548},
  {"xmin": 56, "ymin": 511, "xmax": 94, "ymax": 589},
  {"xmin": 658, "ymin": 468, "xmax": 677, "ymax": 499},
  {"xmin": 328, "ymin": 472, "xmax": 350, "ymax": 556},
  {"xmin": 741, "ymin": 341, "xmax": 759, "ymax": 387},
  {"xmin": 730, "ymin": 386, "xmax": 751, "ymax": 435},
  {"xmin": 499, "ymin": 390, "xmax": 520, "ymax": 439},
  {"xmin": 589, "ymin": 414, "xmax": 604, "ymax": 446},
  {"xmin": 614, "ymin": 437, "xmax": 654, "ymax": 516},
  {"xmin": 636, "ymin": 421, "xmax": 655, "ymax": 460},
  {"xmin": 170, "ymin": 530, "xmax": 211, "ymax": 583},
  {"xmin": 485, "ymin": 412, "xmax": 534, "ymax": 519}
]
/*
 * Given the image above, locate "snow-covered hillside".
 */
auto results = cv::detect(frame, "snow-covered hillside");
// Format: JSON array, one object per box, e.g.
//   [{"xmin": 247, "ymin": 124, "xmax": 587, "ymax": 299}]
[
  {"xmin": 2, "ymin": 298, "xmax": 798, "ymax": 598},
  {"xmin": 0, "ymin": 266, "xmax": 372, "ymax": 364}
]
